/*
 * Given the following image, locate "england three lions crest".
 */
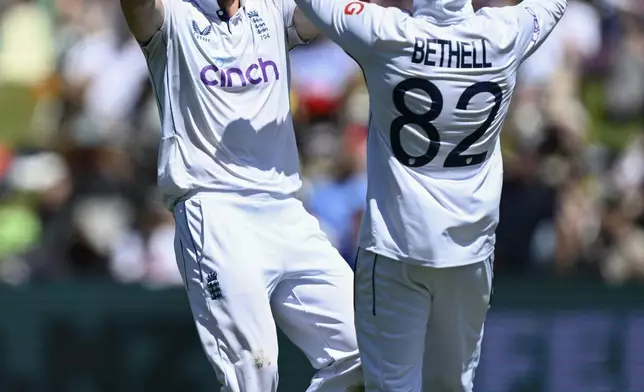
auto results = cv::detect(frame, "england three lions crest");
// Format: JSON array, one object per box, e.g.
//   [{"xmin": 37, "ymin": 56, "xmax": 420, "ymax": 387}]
[{"xmin": 247, "ymin": 10, "xmax": 270, "ymax": 40}]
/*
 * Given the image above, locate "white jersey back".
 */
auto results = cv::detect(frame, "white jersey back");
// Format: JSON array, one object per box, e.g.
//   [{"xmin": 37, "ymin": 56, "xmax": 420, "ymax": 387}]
[
  {"xmin": 142, "ymin": 0, "xmax": 305, "ymax": 208},
  {"xmin": 295, "ymin": 0, "xmax": 567, "ymax": 266}
]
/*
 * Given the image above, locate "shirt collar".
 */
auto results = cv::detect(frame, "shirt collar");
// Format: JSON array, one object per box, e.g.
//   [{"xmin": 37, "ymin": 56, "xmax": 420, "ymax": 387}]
[{"xmin": 188, "ymin": 0, "xmax": 247, "ymax": 20}]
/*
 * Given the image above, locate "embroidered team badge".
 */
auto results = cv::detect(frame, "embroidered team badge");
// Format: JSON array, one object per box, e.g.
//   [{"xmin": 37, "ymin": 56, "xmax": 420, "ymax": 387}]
[
  {"xmin": 247, "ymin": 10, "xmax": 270, "ymax": 40},
  {"xmin": 206, "ymin": 272, "xmax": 223, "ymax": 300}
]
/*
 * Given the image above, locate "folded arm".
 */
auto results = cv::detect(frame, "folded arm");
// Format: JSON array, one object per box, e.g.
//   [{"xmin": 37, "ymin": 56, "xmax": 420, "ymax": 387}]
[{"xmin": 120, "ymin": 0, "xmax": 165, "ymax": 43}]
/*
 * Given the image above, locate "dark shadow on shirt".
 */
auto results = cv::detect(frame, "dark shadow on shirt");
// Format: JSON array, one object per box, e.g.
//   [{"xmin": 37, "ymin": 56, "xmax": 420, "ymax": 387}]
[{"xmin": 209, "ymin": 116, "xmax": 300, "ymax": 178}]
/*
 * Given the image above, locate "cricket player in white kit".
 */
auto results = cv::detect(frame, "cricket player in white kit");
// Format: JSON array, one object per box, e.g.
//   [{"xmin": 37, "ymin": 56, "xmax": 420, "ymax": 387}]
[
  {"xmin": 119, "ymin": 0, "xmax": 363, "ymax": 391},
  {"xmin": 292, "ymin": 0, "xmax": 567, "ymax": 390}
]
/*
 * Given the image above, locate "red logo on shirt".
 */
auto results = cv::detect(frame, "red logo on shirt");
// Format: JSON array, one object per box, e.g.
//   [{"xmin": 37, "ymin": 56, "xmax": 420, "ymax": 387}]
[{"xmin": 344, "ymin": 1, "xmax": 365, "ymax": 15}]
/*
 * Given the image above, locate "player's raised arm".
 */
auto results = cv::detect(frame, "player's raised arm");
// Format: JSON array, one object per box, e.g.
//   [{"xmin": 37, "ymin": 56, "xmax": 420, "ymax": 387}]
[
  {"xmin": 292, "ymin": 0, "xmax": 405, "ymax": 58},
  {"xmin": 513, "ymin": 0, "xmax": 568, "ymax": 62},
  {"xmin": 120, "ymin": 0, "xmax": 165, "ymax": 43}
]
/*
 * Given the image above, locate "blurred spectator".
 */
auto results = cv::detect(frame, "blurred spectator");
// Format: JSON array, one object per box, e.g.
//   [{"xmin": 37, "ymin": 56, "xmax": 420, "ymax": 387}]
[
  {"xmin": 0, "ymin": 0, "xmax": 55, "ymax": 86},
  {"xmin": 110, "ymin": 198, "xmax": 181, "ymax": 287},
  {"xmin": 59, "ymin": 8, "xmax": 150, "ymax": 147},
  {"xmin": 604, "ymin": 1, "xmax": 644, "ymax": 121},
  {"xmin": 290, "ymin": 39, "xmax": 362, "ymax": 120},
  {"xmin": 305, "ymin": 126, "xmax": 367, "ymax": 265}
]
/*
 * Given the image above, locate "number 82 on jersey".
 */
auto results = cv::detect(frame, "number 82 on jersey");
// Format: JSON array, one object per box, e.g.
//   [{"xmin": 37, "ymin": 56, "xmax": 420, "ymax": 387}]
[{"xmin": 390, "ymin": 78, "xmax": 503, "ymax": 168}]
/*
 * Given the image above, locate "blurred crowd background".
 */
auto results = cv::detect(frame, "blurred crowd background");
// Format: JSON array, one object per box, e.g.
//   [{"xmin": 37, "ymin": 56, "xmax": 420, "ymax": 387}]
[{"xmin": 0, "ymin": 0, "xmax": 643, "ymax": 288}]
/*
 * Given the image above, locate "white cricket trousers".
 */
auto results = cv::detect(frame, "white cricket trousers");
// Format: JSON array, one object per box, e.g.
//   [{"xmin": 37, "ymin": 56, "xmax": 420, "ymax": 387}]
[
  {"xmin": 173, "ymin": 191, "xmax": 362, "ymax": 392},
  {"xmin": 354, "ymin": 249, "xmax": 493, "ymax": 392}
]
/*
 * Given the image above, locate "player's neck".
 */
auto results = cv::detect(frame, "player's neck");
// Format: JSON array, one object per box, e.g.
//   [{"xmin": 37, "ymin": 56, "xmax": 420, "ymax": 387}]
[{"xmin": 217, "ymin": 0, "xmax": 240, "ymax": 17}]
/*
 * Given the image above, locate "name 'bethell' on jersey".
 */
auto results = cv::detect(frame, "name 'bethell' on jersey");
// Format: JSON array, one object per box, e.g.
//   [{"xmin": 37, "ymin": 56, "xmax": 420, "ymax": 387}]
[{"xmin": 412, "ymin": 38, "xmax": 493, "ymax": 68}]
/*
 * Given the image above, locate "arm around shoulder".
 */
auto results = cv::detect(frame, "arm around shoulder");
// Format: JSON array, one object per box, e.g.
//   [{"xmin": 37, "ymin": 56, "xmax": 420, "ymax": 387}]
[{"xmin": 120, "ymin": 0, "xmax": 165, "ymax": 43}]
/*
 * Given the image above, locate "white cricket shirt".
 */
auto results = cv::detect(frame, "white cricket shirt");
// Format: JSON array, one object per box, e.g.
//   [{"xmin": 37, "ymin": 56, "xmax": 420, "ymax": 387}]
[
  {"xmin": 142, "ymin": 0, "xmax": 306, "ymax": 209},
  {"xmin": 294, "ymin": 0, "xmax": 567, "ymax": 267}
]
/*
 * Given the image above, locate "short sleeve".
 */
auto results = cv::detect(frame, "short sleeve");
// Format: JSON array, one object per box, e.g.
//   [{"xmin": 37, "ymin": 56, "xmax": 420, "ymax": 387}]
[
  {"xmin": 141, "ymin": 0, "xmax": 175, "ymax": 56},
  {"xmin": 273, "ymin": 0, "xmax": 308, "ymax": 49}
]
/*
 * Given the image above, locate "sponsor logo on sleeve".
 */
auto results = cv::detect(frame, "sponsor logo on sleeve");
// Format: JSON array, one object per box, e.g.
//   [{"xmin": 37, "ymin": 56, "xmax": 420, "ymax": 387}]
[
  {"xmin": 524, "ymin": 7, "xmax": 540, "ymax": 43},
  {"xmin": 344, "ymin": 1, "xmax": 366, "ymax": 15}
]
